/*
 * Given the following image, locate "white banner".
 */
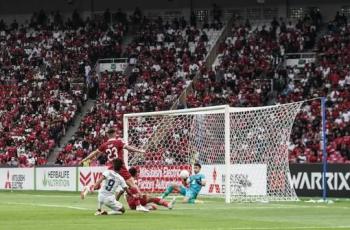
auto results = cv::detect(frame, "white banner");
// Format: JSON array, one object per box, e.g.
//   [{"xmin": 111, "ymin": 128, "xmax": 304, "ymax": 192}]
[
  {"xmin": 99, "ymin": 63, "xmax": 127, "ymax": 73},
  {"xmin": 78, "ymin": 166, "xmax": 107, "ymax": 191},
  {"xmin": 200, "ymin": 165, "xmax": 225, "ymax": 195},
  {"xmin": 0, "ymin": 168, "xmax": 34, "ymax": 190},
  {"xmin": 230, "ymin": 164, "xmax": 267, "ymax": 196},
  {"xmin": 36, "ymin": 167, "xmax": 76, "ymax": 191},
  {"xmin": 200, "ymin": 164, "xmax": 267, "ymax": 196}
]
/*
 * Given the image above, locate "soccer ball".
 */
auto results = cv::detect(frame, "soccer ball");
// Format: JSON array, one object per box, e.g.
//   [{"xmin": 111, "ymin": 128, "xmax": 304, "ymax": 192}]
[{"xmin": 179, "ymin": 170, "xmax": 189, "ymax": 179}]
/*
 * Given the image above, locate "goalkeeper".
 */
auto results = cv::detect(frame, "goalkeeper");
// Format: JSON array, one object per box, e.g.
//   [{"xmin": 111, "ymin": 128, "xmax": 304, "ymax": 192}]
[{"xmin": 161, "ymin": 163, "xmax": 206, "ymax": 204}]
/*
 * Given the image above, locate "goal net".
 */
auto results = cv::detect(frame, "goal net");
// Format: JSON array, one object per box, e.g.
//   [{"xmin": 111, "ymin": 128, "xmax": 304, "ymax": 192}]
[{"xmin": 123, "ymin": 102, "xmax": 304, "ymax": 203}]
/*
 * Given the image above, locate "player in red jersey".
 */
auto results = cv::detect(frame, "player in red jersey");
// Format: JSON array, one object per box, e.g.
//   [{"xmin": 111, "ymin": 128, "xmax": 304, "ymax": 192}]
[
  {"xmin": 80, "ymin": 129, "xmax": 149, "ymax": 212},
  {"xmin": 116, "ymin": 167, "xmax": 176, "ymax": 210},
  {"xmin": 80, "ymin": 128, "xmax": 144, "ymax": 184}
]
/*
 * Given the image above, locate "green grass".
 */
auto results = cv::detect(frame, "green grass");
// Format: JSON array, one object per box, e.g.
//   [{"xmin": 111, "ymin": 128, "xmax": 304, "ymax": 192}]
[{"xmin": 0, "ymin": 191, "xmax": 349, "ymax": 230}]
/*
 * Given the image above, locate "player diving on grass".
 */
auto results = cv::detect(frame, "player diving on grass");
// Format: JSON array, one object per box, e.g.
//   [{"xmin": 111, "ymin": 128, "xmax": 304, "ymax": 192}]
[
  {"xmin": 93, "ymin": 159, "xmax": 134, "ymax": 216},
  {"xmin": 80, "ymin": 128, "xmax": 149, "ymax": 212},
  {"xmin": 161, "ymin": 163, "xmax": 206, "ymax": 204},
  {"xmin": 116, "ymin": 167, "xmax": 176, "ymax": 210}
]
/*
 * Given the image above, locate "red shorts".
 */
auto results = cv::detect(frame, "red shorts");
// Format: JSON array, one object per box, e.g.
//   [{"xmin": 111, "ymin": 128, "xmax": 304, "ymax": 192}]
[
  {"xmin": 127, "ymin": 195, "xmax": 148, "ymax": 209},
  {"xmin": 107, "ymin": 163, "xmax": 132, "ymax": 181},
  {"xmin": 140, "ymin": 196, "xmax": 147, "ymax": 206},
  {"xmin": 119, "ymin": 166, "xmax": 132, "ymax": 180}
]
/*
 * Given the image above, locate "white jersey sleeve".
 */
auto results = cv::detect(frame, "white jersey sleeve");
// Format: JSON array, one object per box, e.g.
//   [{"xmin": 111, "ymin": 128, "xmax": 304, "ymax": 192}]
[
  {"xmin": 102, "ymin": 170, "xmax": 110, "ymax": 179},
  {"xmin": 118, "ymin": 173, "xmax": 127, "ymax": 189},
  {"xmin": 99, "ymin": 170, "xmax": 127, "ymax": 197}
]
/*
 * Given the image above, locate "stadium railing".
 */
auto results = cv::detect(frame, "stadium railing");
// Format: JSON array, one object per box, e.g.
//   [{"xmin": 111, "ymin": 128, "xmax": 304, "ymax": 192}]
[{"xmin": 170, "ymin": 15, "xmax": 236, "ymax": 110}]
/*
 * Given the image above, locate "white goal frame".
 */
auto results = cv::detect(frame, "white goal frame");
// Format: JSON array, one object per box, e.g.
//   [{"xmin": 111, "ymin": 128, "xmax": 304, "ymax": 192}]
[{"xmin": 123, "ymin": 103, "xmax": 303, "ymax": 203}]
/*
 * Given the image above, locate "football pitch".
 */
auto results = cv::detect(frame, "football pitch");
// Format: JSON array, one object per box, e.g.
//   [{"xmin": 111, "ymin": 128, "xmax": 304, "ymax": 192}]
[{"xmin": 0, "ymin": 191, "xmax": 349, "ymax": 230}]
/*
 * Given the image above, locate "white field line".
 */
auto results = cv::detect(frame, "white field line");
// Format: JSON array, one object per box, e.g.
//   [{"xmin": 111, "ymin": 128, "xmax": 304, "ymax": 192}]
[
  {"xmin": 1, "ymin": 194, "xmax": 350, "ymax": 211},
  {"xmin": 234, "ymin": 227, "xmax": 350, "ymax": 230},
  {"xmin": 3, "ymin": 193, "xmax": 350, "ymax": 203},
  {"xmin": 176, "ymin": 205, "xmax": 329, "ymax": 210},
  {"xmin": 0, "ymin": 201, "xmax": 93, "ymax": 211},
  {"xmin": 0, "ymin": 193, "xmax": 81, "ymax": 198},
  {"xmin": 3, "ymin": 201, "xmax": 350, "ymax": 213},
  {"xmin": 183, "ymin": 227, "xmax": 350, "ymax": 230},
  {"xmin": 0, "ymin": 201, "xmax": 321, "ymax": 211}
]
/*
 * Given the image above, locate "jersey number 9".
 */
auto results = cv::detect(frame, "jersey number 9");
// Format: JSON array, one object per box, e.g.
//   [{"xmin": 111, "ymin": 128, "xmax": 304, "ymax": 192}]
[{"xmin": 105, "ymin": 179, "xmax": 115, "ymax": 191}]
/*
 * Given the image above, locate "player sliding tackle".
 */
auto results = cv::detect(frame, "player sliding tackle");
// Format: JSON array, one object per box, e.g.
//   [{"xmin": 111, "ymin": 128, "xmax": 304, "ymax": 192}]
[
  {"xmin": 161, "ymin": 163, "xmax": 206, "ymax": 204},
  {"xmin": 93, "ymin": 159, "xmax": 132, "ymax": 216},
  {"xmin": 116, "ymin": 167, "xmax": 176, "ymax": 210},
  {"xmin": 80, "ymin": 128, "xmax": 148, "ymax": 212}
]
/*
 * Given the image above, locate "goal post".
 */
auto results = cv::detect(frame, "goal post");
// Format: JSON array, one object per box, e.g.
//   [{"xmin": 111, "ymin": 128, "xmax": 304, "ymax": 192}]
[
  {"xmin": 224, "ymin": 105, "xmax": 231, "ymax": 203},
  {"xmin": 123, "ymin": 102, "xmax": 306, "ymax": 202}
]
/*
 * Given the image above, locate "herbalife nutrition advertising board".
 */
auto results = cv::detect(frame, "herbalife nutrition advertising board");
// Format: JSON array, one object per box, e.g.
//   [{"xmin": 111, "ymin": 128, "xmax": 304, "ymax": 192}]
[{"xmin": 36, "ymin": 167, "xmax": 76, "ymax": 191}]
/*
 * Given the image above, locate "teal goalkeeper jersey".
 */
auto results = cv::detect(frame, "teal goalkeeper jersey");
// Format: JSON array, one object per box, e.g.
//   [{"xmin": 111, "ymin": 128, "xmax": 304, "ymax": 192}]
[{"xmin": 189, "ymin": 173, "xmax": 205, "ymax": 194}]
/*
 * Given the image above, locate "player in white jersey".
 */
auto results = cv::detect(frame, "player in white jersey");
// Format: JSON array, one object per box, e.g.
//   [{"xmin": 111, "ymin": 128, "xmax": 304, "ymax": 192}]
[{"xmin": 93, "ymin": 159, "xmax": 133, "ymax": 215}]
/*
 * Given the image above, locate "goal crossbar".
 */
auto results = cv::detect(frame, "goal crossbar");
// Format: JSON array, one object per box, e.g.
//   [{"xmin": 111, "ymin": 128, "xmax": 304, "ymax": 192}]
[{"xmin": 123, "ymin": 100, "xmax": 322, "ymax": 203}]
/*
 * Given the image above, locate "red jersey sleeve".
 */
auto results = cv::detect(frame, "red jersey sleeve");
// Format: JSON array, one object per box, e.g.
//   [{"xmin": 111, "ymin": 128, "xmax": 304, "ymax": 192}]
[
  {"xmin": 98, "ymin": 143, "xmax": 107, "ymax": 153},
  {"xmin": 116, "ymin": 139, "xmax": 126, "ymax": 148}
]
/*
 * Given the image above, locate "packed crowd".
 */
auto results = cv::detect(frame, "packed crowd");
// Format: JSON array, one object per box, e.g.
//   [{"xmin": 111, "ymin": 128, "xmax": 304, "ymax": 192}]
[
  {"xmin": 56, "ymin": 15, "xmax": 224, "ymax": 165},
  {"xmin": 186, "ymin": 12, "xmax": 322, "ymax": 109},
  {"xmin": 276, "ymin": 12, "xmax": 319, "ymax": 53},
  {"xmin": 2, "ymin": 8, "xmax": 349, "ymax": 166},
  {"xmin": 186, "ymin": 23, "xmax": 278, "ymax": 108},
  {"xmin": 184, "ymin": 12, "xmax": 350, "ymax": 163},
  {"xmin": 286, "ymin": 13, "xmax": 350, "ymax": 163},
  {"xmin": 0, "ymin": 9, "xmax": 126, "ymax": 166},
  {"xmin": 51, "ymin": 11, "xmax": 350, "ymax": 165}
]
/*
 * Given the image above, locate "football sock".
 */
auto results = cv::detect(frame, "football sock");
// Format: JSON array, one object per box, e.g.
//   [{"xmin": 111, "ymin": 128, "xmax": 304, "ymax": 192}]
[
  {"xmin": 108, "ymin": 211, "xmax": 123, "ymax": 215},
  {"xmin": 162, "ymin": 185, "xmax": 174, "ymax": 198},
  {"xmin": 149, "ymin": 197, "xmax": 169, "ymax": 207}
]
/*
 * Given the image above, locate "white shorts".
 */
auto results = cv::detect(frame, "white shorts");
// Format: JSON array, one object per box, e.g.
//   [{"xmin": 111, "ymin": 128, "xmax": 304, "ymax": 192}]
[{"xmin": 98, "ymin": 194, "xmax": 123, "ymax": 211}]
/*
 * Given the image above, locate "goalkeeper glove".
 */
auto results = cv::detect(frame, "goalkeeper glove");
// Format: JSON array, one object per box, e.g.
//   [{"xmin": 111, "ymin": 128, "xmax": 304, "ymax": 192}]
[{"xmin": 183, "ymin": 177, "xmax": 190, "ymax": 185}]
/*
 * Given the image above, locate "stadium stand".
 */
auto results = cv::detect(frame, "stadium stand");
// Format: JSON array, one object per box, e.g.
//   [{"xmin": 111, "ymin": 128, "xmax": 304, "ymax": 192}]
[
  {"xmin": 186, "ymin": 13, "xmax": 350, "ymax": 163},
  {"xmin": 1, "ymin": 8, "xmax": 349, "ymax": 166},
  {"xmin": 0, "ymin": 10, "xmax": 126, "ymax": 166},
  {"xmin": 55, "ymin": 16, "xmax": 224, "ymax": 166}
]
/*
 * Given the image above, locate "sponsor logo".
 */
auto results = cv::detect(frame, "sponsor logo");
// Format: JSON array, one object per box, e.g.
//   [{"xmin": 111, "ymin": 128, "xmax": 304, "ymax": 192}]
[
  {"xmin": 4, "ymin": 170, "xmax": 26, "ymax": 189},
  {"xmin": 138, "ymin": 167, "xmax": 184, "ymax": 178},
  {"xmin": 4, "ymin": 171, "xmax": 11, "ymax": 189},
  {"xmin": 209, "ymin": 167, "xmax": 220, "ymax": 193},
  {"xmin": 137, "ymin": 179, "xmax": 175, "ymax": 191},
  {"xmin": 80, "ymin": 172, "xmax": 91, "ymax": 186},
  {"xmin": 231, "ymin": 173, "xmax": 252, "ymax": 195},
  {"xmin": 79, "ymin": 171, "xmax": 103, "ymax": 186},
  {"xmin": 290, "ymin": 172, "xmax": 350, "ymax": 191},
  {"xmin": 136, "ymin": 165, "xmax": 191, "ymax": 193},
  {"xmin": 222, "ymin": 173, "xmax": 252, "ymax": 195},
  {"xmin": 42, "ymin": 170, "xmax": 71, "ymax": 187}
]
